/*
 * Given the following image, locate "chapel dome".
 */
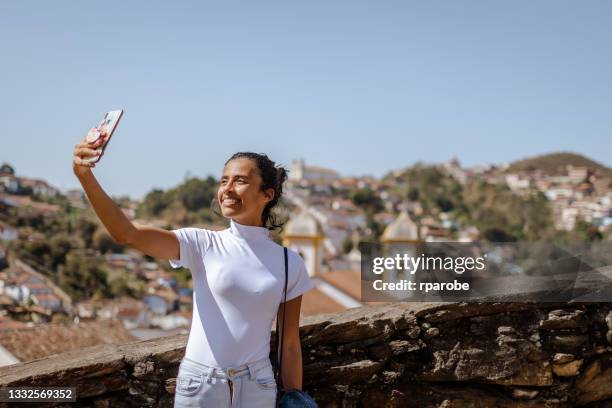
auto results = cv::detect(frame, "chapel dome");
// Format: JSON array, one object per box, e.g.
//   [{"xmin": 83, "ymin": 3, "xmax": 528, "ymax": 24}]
[
  {"xmin": 381, "ymin": 210, "xmax": 419, "ymax": 242},
  {"xmin": 283, "ymin": 211, "xmax": 324, "ymax": 237}
]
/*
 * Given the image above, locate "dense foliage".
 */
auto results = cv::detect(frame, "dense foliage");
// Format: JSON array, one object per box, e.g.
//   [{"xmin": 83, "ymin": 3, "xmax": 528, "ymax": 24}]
[{"xmin": 136, "ymin": 176, "xmax": 221, "ymax": 225}]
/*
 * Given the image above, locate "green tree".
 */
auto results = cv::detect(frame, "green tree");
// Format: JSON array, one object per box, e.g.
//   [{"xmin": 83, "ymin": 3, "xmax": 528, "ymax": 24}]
[
  {"xmin": 461, "ymin": 182, "xmax": 555, "ymax": 242},
  {"xmin": 569, "ymin": 219, "xmax": 603, "ymax": 242},
  {"xmin": 72, "ymin": 215, "xmax": 98, "ymax": 248},
  {"xmin": 136, "ymin": 175, "xmax": 218, "ymax": 223},
  {"xmin": 176, "ymin": 177, "xmax": 217, "ymax": 211},
  {"xmin": 92, "ymin": 229, "xmax": 126, "ymax": 254},
  {"xmin": 137, "ymin": 188, "xmax": 171, "ymax": 217},
  {"xmin": 351, "ymin": 188, "xmax": 384, "ymax": 214},
  {"xmin": 391, "ymin": 164, "xmax": 463, "ymax": 215},
  {"xmin": 0, "ymin": 163, "xmax": 15, "ymax": 175},
  {"xmin": 59, "ymin": 251, "xmax": 110, "ymax": 301}
]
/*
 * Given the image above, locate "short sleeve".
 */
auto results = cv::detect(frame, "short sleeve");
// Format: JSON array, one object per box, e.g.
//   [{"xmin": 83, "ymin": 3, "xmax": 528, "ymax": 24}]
[
  {"xmin": 169, "ymin": 228, "xmax": 210, "ymax": 270},
  {"xmin": 285, "ymin": 251, "xmax": 314, "ymax": 301}
]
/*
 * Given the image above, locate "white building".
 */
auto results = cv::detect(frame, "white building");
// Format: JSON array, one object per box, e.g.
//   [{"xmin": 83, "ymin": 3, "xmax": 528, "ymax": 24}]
[
  {"xmin": 18, "ymin": 178, "xmax": 59, "ymax": 197},
  {"xmin": 0, "ymin": 175, "xmax": 19, "ymax": 193},
  {"xmin": 505, "ymin": 174, "xmax": 531, "ymax": 191},
  {"xmin": 289, "ymin": 159, "xmax": 339, "ymax": 182},
  {"xmin": 0, "ymin": 222, "xmax": 18, "ymax": 242},
  {"xmin": 282, "ymin": 211, "xmax": 325, "ymax": 277}
]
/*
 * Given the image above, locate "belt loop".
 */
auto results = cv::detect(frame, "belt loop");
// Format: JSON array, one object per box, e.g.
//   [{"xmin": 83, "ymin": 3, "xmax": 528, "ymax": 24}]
[
  {"xmin": 247, "ymin": 361, "xmax": 257, "ymax": 381},
  {"xmin": 205, "ymin": 367, "xmax": 214, "ymax": 384}
]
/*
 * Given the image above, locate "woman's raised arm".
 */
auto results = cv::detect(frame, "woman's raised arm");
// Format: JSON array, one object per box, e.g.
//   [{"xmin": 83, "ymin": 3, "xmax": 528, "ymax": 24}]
[{"xmin": 72, "ymin": 130, "xmax": 179, "ymax": 260}]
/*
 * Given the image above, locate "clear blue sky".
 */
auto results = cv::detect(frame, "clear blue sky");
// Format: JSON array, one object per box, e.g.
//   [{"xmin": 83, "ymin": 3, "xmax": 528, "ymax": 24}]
[{"xmin": 1, "ymin": 1, "xmax": 610, "ymax": 199}]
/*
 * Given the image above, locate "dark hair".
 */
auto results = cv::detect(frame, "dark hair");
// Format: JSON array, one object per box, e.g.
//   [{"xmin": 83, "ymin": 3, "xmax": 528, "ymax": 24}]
[{"xmin": 216, "ymin": 152, "xmax": 289, "ymax": 231}]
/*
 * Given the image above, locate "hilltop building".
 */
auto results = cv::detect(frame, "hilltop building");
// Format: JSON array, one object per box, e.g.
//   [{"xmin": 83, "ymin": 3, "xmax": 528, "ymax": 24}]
[{"xmin": 289, "ymin": 159, "xmax": 339, "ymax": 182}]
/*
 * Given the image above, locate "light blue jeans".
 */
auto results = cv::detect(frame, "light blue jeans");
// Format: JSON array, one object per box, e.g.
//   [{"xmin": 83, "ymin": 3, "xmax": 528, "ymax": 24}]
[{"xmin": 174, "ymin": 356, "xmax": 277, "ymax": 407}]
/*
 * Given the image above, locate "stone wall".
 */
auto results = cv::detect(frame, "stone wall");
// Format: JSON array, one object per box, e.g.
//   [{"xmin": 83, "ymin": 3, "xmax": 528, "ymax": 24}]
[{"xmin": 1, "ymin": 301, "xmax": 611, "ymax": 407}]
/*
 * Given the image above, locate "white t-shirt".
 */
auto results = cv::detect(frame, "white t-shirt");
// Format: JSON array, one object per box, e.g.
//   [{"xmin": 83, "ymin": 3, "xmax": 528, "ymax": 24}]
[{"xmin": 169, "ymin": 218, "xmax": 314, "ymax": 367}]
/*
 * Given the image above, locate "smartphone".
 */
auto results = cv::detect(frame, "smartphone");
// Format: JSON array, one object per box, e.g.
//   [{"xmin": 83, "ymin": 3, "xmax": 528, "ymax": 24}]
[{"xmin": 83, "ymin": 109, "xmax": 124, "ymax": 164}]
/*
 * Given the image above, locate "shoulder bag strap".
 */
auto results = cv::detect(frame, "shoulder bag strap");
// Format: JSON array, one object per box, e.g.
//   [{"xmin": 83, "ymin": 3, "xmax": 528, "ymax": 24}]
[{"xmin": 275, "ymin": 247, "xmax": 289, "ymax": 406}]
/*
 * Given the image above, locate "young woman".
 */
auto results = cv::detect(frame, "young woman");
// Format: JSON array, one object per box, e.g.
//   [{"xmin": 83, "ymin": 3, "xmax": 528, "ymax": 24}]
[{"xmin": 73, "ymin": 130, "xmax": 313, "ymax": 407}]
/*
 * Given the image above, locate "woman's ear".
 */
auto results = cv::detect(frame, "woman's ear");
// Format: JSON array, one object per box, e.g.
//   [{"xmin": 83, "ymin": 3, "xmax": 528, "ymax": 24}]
[{"xmin": 264, "ymin": 188, "xmax": 275, "ymax": 203}]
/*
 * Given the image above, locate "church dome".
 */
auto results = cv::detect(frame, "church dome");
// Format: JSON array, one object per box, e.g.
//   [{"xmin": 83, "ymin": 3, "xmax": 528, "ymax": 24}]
[
  {"xmin": 381, "ymin": 210, "xmax": 420, "ymax": 242},
  {"xmin": 283, "ymin": 211, "xmax": 324, "ymax": 238}
]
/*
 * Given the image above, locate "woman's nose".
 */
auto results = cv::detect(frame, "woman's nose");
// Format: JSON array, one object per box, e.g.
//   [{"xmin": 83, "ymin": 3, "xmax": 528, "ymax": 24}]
[{"xmin": 221, "ymin": 181, "xmax": 235, "ymax": 194}]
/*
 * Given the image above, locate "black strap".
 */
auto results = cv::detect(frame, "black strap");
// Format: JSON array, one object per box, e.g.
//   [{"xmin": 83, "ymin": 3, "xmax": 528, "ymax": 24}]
[{"xmin": 275, "ymin": 247, "xmax": 289, "ymax": 406}]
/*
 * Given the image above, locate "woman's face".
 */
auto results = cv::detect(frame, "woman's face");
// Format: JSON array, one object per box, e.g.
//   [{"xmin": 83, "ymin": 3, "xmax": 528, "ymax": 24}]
[{"xmin": 218, "ymin": 158, "xmax": 274, "ymax": 226}]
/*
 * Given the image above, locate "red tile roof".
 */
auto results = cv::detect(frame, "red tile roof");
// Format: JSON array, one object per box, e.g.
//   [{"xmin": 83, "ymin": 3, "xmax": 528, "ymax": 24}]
[
  {"xmin": 31, "ymin": 293, "xmax": 61, "ymax": 302},
  {"xmin": 0, "ymin": 320, "xmax": 137, "ymax": 363},
  {"xmin": 0, "ymin": 295, "xmax": 15, "ymax": 306},
  {"xmin": 300, "ymin": 287, "xmax": 346, "ymax": 316},
  {"xmin": 318, "ymin": 270, "xmax": 361, "ymax": 301},
  {"xmin": 76, "ymin": 296, "xmax": 148, "ymax": 318},
  {"xmin": 0, "ymin": 315, "xmax": 28, "ymax": 330}
]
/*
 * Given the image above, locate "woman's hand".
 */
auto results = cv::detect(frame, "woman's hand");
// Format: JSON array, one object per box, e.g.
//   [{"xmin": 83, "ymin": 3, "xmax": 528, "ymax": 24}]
[{"xmin": 72, "ymin": 128, "xmax": 107, "ymax": 177}]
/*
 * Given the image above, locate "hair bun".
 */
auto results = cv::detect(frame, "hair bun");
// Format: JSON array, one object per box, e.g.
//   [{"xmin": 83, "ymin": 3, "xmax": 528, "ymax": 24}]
[{"xmin": 276, "ymin": 167, "xmax": 288, "ymax": 183}]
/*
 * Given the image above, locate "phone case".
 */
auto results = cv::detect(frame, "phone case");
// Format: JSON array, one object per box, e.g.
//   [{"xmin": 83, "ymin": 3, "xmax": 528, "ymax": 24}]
[{"xmin": 83, "ymin": 110, "xmax": 124, "ymax": 164}]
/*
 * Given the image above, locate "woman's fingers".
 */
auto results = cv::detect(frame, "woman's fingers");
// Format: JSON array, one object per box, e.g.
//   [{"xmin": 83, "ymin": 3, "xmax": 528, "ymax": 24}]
[
  {"xmin": 75, "ymin": 135, "xmax": 105, "ymax": 152},
  {"xmin": 81, "ymin": 128, "xmax": 107, "ymax": 146},
  {"xmin": 72, "ymin": 128, "xmax": 107, "ymax": 170},
  {"xmin": 73, "ymin": 156, "xmax": 96, "ymax": 167},
  {"xmin": 74, "ymin": 146, "xmax": 101, "ymax": 158}
]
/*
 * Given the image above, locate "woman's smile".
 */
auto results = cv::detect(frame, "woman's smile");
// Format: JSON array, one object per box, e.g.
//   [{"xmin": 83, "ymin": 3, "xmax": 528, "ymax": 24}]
[{"xmin": 222, "ymin": 196, "xmax": 242, "ymax": 208}]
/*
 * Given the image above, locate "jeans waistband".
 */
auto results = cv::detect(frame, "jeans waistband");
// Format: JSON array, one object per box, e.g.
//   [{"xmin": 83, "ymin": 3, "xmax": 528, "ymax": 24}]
[{"xmin": 180, "ymin": 356, "xmax": 272, "ymax": 382}]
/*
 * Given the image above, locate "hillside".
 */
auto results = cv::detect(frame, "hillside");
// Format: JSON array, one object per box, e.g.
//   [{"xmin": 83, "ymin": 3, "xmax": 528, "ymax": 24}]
[{"xmin": 507, "ymin": 152, "xmax": 612, "ymax": 177}]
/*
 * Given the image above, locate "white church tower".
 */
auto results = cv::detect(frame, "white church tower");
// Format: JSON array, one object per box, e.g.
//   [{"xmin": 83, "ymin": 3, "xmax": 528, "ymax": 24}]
[{"xmin": 282, "ymin": 210, "xmax": 325, "ymax": 277}]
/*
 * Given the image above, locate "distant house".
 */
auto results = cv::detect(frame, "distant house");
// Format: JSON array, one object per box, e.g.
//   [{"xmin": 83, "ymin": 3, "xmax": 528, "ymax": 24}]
[
  {"xmin": 3, "ymin": 276, "xmax": 64, "ymax": 312},
  {"xmin": 0, "ymin": 174, "xmax": 20, "ymax": 194},
  {"xmin": 141, "ymin": 267, "xmax": 175, "ymax": 288},
  {"xmin": 143, "ymin": 288, "xmax": 178, "ymax": 315},
  {"xmin": 149, "ymin": 313, "xmax": 190, "ymax": 331},
  {"xmin": 143, "ymin": 295, "xmax": 169, "ymax": 315},
  {"xmin": 421, "ymin": 225, "xmax": 452, "ymax": 242},
  {"xmin": 0, "ymin": 221, "xmax": 18, "ymax": 242},
  {"xmin": 566, "ymin": 165, "xmax": 589, "ymax": 184},
  {"xmin": 116, "ymin": 305, "xmax": 151, "ymax": 330},
  {"xmin": 1, "ymin": 276, "xmax": 29, "ymax": 303},
  {"xmin": 289, "ymin": 159, "xmax": 339, "ymax": 182},
  {"xmin": 0, "ymin": 260, "xmax": 73, "ymax": 313},
  {"xmin": 18, "ymin": 177, "xmax": 59, "ymax": 197},
  {"xmin": 105, "ymin": 253, "xmax": 136, "ymax": 269},
  {"xmin": 177, "ymin": 288, "xmax": 193, "ymax": 311},
  {"xmin": 332, "ymin": 177, "xmax": 360, "ymax": 190},
  {"xmin": 505, "ymin": 173, "xmax": 531, "ymax": 191},
  {"xmin": 15, "ymin": 273, "xmax": 48, "ymax": 297},
  {"xmin": 64, "ymin": 189, "xmax": 87, "ymax": 209},
  {"xmin": 75, "ymin": 296, "xmax": 151, "ymax": 329},
  {"xmin": 30, "ymin": 293, "xmax": 63, "ymax": 312}
]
